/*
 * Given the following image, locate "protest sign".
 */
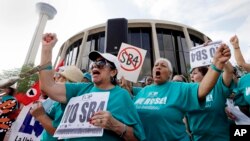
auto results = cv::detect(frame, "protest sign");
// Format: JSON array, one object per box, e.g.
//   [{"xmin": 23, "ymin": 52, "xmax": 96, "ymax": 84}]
[
  {"xmin": 54, "ymin": 92, "xmax": 109, "ymax": 139},
  {"xmin": 117, "ymin": 43, "xmax": 147, "ymax": 83},
  {"xmin": 190, "ymin": 41, "xmax": 222, "ymax": 69}
]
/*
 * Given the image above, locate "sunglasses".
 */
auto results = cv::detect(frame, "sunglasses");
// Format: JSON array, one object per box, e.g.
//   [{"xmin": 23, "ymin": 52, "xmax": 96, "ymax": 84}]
[{"xmin": 90, "ymin": 59, "xmax": 115, "ymax": 70}]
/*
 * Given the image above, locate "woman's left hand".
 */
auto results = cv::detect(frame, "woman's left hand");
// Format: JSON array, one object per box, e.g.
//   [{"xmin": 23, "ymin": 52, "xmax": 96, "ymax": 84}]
[{"xmin": 90, "ymin": 111, "xmax": 119, "ymax": 130}]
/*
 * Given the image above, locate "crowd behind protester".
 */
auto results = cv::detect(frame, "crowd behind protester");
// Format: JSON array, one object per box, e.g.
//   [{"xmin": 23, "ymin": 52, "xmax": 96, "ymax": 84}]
[
  {"xmin": 30, "ymin": 65, "xmax": 84, "ymax": 141},
  {"xmin": 38, "ymin": 33, "xmax": 145, "ymax": 141},
  {"xmin": 1, "ymin": 33, "xmax": 250, "ymax": 140}
]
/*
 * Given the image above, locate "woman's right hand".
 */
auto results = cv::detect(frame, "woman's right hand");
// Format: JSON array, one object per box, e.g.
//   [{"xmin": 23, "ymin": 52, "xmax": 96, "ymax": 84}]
[
  {"xmin": 230, "ymin": 35, "xmax": 239, "ymax": 48},
  {"xmin": 42, "ymin": 33, "xmax": 58, "ymax": 50},
  {"xmin": 212, "ymin": 43, "xmax": 231, "ymax": 70},
  {"xmin": 30, "ymin": 101, "xmax": 46, "ymax": 120},
  {"xmin": 225, "ymin": 107, "xmax": 237, "ymax": 121}
]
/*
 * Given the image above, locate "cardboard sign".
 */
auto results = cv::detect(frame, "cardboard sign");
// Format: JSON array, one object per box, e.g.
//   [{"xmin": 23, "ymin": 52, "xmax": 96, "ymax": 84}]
[
  {"xmin": 54, "ymin": 92, "xmax": 109, "ymax": 139},
  {"xmin": 7, "ymin": 104, "xmax": 43, "ymax": 141},
  {"xmin": 117, "ymin": 43, "xmax": 147, "ymax": 83},
  {"xmin": 190, "ymin": 41, "xmax": 222, "ymax": 69}
]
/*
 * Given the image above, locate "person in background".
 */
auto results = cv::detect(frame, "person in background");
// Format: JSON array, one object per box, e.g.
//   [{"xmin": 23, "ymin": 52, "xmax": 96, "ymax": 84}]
[
  {"xmin": 82, "ymin": 72, "xmax": 92, "ymax": 82},
  {"xmin": 225, "ymin": 35, "xmax": 250, "ymax": 121},
  {"xmin": 172, "ymin": 74, "xmax": 188, "ymax": 82},
  {"xmin": 0, "ymin": 84, "xmax": 19, "ymax": 141},
  {"xmin": 30, "ymin": 65, "xmax": 83, "ymax": 141},
  {"xmin": 133, "ymin": 43, "xmax": 231, "ymax": 141},
  {"xmin": 38, "ymin": 33, "xmax": 145, "ymax": 141},
  {"xmin": 230, "ymin": 35, "xmax": 250, "ymax": 72},
  {"xmin": 144, "ymin": 75, "xmax": 153, "ymax": 86},
  {"xmin": 187, "ymin": 60, "xmax": 234, "ymax": 141}
]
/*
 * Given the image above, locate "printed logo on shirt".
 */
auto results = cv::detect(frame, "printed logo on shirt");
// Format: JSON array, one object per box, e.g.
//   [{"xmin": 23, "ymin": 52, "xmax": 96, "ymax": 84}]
[
  {"xmin": 148, "ymin": 92, "xmax": 158, "ymax": 97},
  {"xmin": 134, "ymin": 96, "xmax": 167, "ymax": 110},
  {"xmin": 205, "ymin": 93, "xmax": 213, "ymax": 108},
  {"xmin": 245, "ymin": 87, "xmax": 250, "ymax": 96}
]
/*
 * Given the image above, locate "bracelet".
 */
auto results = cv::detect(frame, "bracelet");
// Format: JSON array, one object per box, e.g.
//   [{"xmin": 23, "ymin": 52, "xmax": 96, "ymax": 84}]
[
  {"xmin": 44, "ymin": 65, "xmax": 53, "ymax": 70},
  {"xmin": 38, "ymin": 62, "xmax": 53, "ymax": 71},
  {"xmin": 210, "ymin": 64, "xmax": 223, "ymax": 73},
  {"xmin": 120, "ymin": 124, "xmax": 127, "ymax": 138},
  {"xmin": 234, "ymin": 47, "xmax": 240, "ymax": 49}
]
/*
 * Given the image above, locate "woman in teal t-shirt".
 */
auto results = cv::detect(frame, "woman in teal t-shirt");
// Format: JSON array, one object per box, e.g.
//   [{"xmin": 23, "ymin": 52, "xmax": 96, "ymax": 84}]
[
  {"xmin": 30, "ymin": 65, "xmax": 84, "ymax": 141},
  {"xmin": 134, "ymin": 43, "xmax": 231, "ymax": 141},
  {"xmin": 187, "ymin": 62, "xmax": 234, "ymax": 141},
  {"xmin": 38, "ymin": 33, "xmax": 145, "ymax": 141}
]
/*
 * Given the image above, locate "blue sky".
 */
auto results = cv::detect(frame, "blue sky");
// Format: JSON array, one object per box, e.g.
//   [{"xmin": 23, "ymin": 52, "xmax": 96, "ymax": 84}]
[{"xmin": 1, "ymin": 0, "xmax": 250, "ymax": 72}]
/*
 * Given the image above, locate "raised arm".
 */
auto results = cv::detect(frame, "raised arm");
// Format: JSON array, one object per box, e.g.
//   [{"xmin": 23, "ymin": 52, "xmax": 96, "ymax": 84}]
[
  {"xmin": 222, "ymin": 61, "xmax": 234, "ymax": 87},
  {"xmin": 230, "ymin": 35, "xmax": 250, "ymax": 72},
  {"xmin": 39, "ymin": 33, "xmax": 67, "ymax": 103},
  {"xmin": 198, "ymin": 43, "xmax": 231, "ymax": 101}
]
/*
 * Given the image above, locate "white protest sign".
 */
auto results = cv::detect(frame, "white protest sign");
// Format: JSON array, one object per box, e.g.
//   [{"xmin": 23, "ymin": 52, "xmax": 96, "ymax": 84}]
[
  {"xmin": 190, "ymin": 41, "xmax": 222, "ymax": 69},
  {"xmin": 117, "ymin": 43, "xmax": 147, "ymax": 83},
  {"xmin": 54, "ymin": 92, "xmax": 110, "ymax": 139},
  {"xmin": 7, "ymin": 104, "xmax": 43, "ymax": 141}
]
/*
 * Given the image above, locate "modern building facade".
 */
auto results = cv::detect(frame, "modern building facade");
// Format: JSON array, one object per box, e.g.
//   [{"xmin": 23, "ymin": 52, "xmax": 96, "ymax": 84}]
[{"xmin": 55, "ymin": 19, "xmax": 210, "ymax": 81}]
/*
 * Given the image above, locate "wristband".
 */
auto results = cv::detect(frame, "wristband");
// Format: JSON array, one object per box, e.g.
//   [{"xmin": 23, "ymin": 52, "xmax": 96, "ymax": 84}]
[
  {"xmin": 210, "ymin": 64, "xmax": 223, "ymax": 73},
  {"xmin": 43, "ymin": 65, "xmax": 53, "ymax": 70},
  {"xmin": 120, "ymin": 124, "xmax": 127, "ymax": 138}
]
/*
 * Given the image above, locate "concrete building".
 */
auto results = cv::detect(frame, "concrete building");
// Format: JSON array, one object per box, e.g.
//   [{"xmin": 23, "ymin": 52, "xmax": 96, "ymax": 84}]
[{"xmin": 55, "ymin": 19, "xmax": 210, "ymax": 80}]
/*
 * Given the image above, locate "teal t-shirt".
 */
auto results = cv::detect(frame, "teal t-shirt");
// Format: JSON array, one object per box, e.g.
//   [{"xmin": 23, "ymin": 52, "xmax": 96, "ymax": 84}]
[
  {"xmin": 63, "ymin": 82, "xmax": 146, "ymax": 141},
  {"xmin": 41, "ymin": 101, "xmax": 65, "ymax": 141},
  {"xmin": 134, "ymin": 81, "xmax": 200, "ymax": 141},
  {"xmin": 237, "ymin": 73, "xmax": 250, "ymax": 105},
  {"xmin": 186, "ymin": 75, "xmax": 232, "ymax": 141},
  {"xmin": 132, "ymin": 87, "xmax": 142, "ymax": 96}
]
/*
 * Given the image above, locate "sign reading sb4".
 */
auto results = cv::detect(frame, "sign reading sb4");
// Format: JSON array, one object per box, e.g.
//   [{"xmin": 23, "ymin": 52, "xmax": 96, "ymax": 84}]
[
  {"xmin": 189, "ymin": 41, "xmax": 222, "ymax": 69},
  {"xmin": 117, "ymin": 43, "xmax": 147, "ymax": 83}
]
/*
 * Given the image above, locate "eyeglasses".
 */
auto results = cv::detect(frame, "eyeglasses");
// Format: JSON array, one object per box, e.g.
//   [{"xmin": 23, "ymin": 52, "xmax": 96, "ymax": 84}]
[{"xmin": 90, "ymin": 59, "xmax": 114, "ymax": 70}]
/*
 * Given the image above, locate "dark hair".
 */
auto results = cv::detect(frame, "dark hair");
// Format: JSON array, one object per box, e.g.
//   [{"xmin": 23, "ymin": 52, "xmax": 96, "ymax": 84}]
[
  {"xmin": 8, "ymin": 87, "xmax": 15, "ymax": 96},
  {"xmin": 196, "ymin": 66, "xmax": 209, "ymax": 76},
  {"xmin": 107, "ymin": 61, "xmax": 118, "ymax": 85}
]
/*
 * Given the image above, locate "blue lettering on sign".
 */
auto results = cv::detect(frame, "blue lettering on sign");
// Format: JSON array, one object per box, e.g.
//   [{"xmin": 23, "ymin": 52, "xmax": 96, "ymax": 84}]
[{"xmin": 18, "ymin": 108, "xmax": 43, "ymax": 137}]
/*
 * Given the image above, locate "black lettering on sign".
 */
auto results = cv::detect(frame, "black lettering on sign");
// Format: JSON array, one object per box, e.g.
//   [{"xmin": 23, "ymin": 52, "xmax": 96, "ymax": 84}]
[
  {"xmin": 120, "ymin": 52, "xmax": 139, "ymax": 66},
  {"xmin": 209, "ymin": 48, "xmax": 216, "ymax": 58},
  {"xmin": 120, "ymin": 52, "xmax": 126, "ymax": 63},
  {"xmin": 126, "ymin": 54, "xmax": 133, "ymax": 65},
  {"xmin": 78, "ymin": 101, "xmax": 106, "ymax": 123},
  {"xmin": 87, "ymin": 101, "xmax": 97, "ymax": 121},
  {"xmin": 63, "ymin": 104, "xmax": 73, "ymax": 123},
  {"xmin": 69, "ymin": 103, "xmax": 79, "ymax": 123},
  {"xmin": 191, "ymin": 53, "xmax": 196, "ymax": 62},
  {"xmin": 201, "ymin": 49, "xmax": 207, "ymax": 60},
  {"xmin": 79, "ymin": 102, "xmax": 89, "ymax": 122}
]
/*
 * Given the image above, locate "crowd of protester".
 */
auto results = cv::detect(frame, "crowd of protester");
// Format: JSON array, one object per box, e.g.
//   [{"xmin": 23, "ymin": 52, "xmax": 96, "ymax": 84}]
[{"xmin": 0, "ymin": 33, "xmax": 250, "ymax": 141}]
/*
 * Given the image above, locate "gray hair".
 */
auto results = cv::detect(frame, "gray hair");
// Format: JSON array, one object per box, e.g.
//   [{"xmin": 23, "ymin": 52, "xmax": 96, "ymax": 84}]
[{"xmin": 154, "ymin": 58, "xmax": 173, "ymax": 80}]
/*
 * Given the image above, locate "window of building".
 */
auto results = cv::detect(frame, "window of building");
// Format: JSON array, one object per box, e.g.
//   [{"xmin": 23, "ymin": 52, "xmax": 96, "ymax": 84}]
[
  {"xmin": 65, "ymin": 39, "xmax": 82, "ymax": 66},
  {"xmin": 128, "ymin": 27, "xmax": 153, "ymax": 80},
  {"xmin": 189, "ymin": 34, "xmax": 204, "ymax": 47},
  {"xmin": 157, "ymin": 28, "xmax": 190, "ymax": 76}
]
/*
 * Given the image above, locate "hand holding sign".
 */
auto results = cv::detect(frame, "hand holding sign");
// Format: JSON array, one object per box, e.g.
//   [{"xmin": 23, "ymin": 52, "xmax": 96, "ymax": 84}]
[
  {"xmin": 212, "ymin": 43, "xmax": 231, "ymax": 70},
  {"xmin": 190, "ymin": 41, "xmax": 222, "ymax": 69},
  {"xmin": 90, "ymin": 110, "xmax": 121, "ymax": 131}
]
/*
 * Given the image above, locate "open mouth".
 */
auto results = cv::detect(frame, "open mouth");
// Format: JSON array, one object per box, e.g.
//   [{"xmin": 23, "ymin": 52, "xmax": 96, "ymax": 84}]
[
  {"xmin": 155, "ymin": 71, "xmax": 161, "ymax": 76},
  {"xmin": 92, "ymin": 70, "xmax": 100, "ymax": 75}
]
